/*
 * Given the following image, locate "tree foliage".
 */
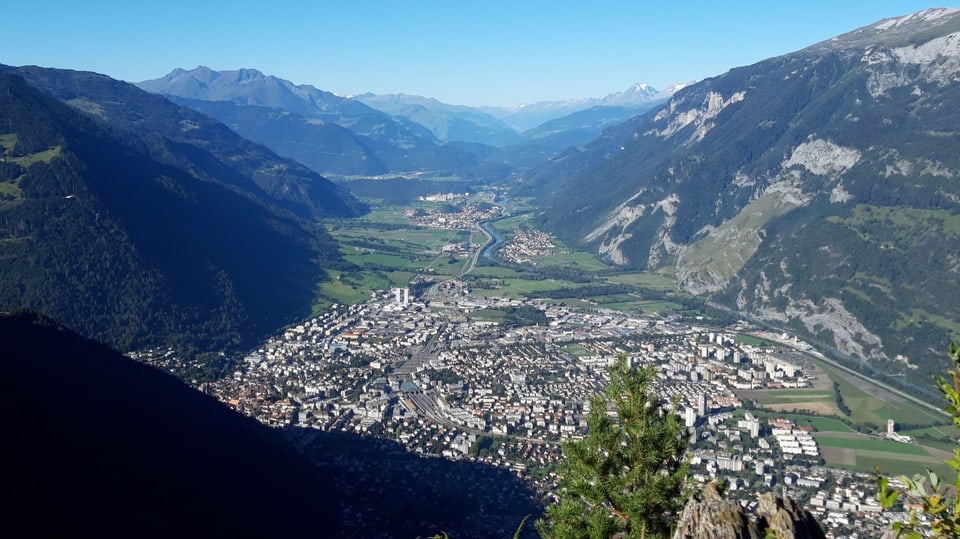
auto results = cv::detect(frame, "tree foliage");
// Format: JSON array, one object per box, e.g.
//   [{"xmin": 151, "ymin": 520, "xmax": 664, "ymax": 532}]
[
  {"xmin": 537, "ymin": 354, "xmax": 688, "ymax": 539},
  {"xmin": 878, "ymin": 342, "xmax": 960, "ymax": 538}
]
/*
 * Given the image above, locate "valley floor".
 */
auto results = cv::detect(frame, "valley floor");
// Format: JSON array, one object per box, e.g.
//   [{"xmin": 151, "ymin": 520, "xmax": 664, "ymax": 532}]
[{"xmin": 135, "ymin": 200, "xmax": 954, "ymax": 537}]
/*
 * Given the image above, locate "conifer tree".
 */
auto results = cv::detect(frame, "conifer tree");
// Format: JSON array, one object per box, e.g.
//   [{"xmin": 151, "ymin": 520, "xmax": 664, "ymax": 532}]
[{"xmin": 537, "ymin": 354, "xmax": 688, "ymax": 539}]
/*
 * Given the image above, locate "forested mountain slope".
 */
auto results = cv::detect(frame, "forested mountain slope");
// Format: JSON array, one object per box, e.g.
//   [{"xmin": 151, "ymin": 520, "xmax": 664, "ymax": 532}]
[
  {"xmin": 0, "ymin": 71, "xmax": 343, "ymax": 354},
  {"xmin": 7, "ymin": 64, "xmax": 365, "ymax": 218}
]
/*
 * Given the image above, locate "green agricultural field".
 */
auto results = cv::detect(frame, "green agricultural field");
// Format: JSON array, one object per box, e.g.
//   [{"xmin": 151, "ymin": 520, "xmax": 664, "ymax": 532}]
[
  {"xmin": 743, "ymin": 411, "xmax": 853, "ymax": 433},
  {"xmin": 3, "ymin": 145, "xmax": 63, "ymax": 167},
  {"xmin": 633, "ymin": 300, "xmax": 686, "ymax": 314},
  {"xmin": 898, "ymin": 425, "xmax": 960, "ymax": 452},
  {"xmin": 595, "ymin": 300, "xmax": 650, "ymax": 312},
  {"xmin": 584, "ymin": 297, "xmax": 688, "ymax": 315},
  {"xmin": 860, "ymin": 453, "xmax": 952, "ymax": 478},
  {"xmin": 384, "ymin": 228, "xmax": 464, "ymax": 247},
  {"xmin": 471, "ymin": 232, "xmax": 488, "ymax": 246},
  {"xmin": 0, "ymin": 180, "xmax": 22, "ymax": 200},
  {"xmin": 734, "ymin": 334, "xmax": 776, "ymax": 347},
  {"xmin": 816, "ymin": 435, "xmax": 929, "ymax": 455},
  {"xmin": 589, "ymin": 294, "xmax": 639, "ymax": 305},
  {"xmin": 532, "ymin": 250, "xmax": 609, "ymax": 272},
  {"xmin": 331, "ymin": 226, "xmax": 462, "ymax": 254},
  {"xmin": 342, "ymin": 250, "xmax": 423, "ymax": 270},
  {"xmin": 353, "ymin": 206, "xmax": 412, "ymax": 225},
  {"xmin": 482, "ymin": 278, "xmax": 588, "ymax": 297},
  {"xmin": 314, "ymin": 270, "xmax": 390, "ymax": 310},
  {"xmin": 0, "ymin": 133, "xmax": 17, "ymax": 151},
  {"xmin": 900, "ymin": 425, "xmax": 960, "ymax": 440},
  {"xmin": 804, "ymin": 416, "xmax": 856, "ymax": 433},
  {"xmin": 488, "ymin": 215, "xmax": 530, "ymax": 234},
  {"xmin": 816, "ymin": 433, "xmax": 954, "ymax": 477},
  {"xmin": 741, "ymin": 388, "xmax": 841, "ymax": 416},
  {"xmin": 384, "ymin": 270, "xmax": 416, "ymax": 286},
  {"xmin": 743, "ymin": 355, "xmax": 946, "ymax": 427},
  {"xmin": 468, "ymin": 266, "xmax": 522, "ymax": 278},
  {"xmin": 815, "ymin": 360, "xmax": 946, "ymax": 427},
  {"xmin": 313, "ymin": 266, "xmax": 416, "ymax": 311},
  {"xmin": 751, "ymin": 390, "xmax": 834, "ymax": 403},
  {"xmin": 426, "ymin": 255, "xmax": 464, "ymax": 276},
  {"xmin": 605, "ymin": 272, "xmax": 677, "ymax": 291},
  {"xmin": 469, "ymin": 308, "xmax": 509, "ymax": 323}
]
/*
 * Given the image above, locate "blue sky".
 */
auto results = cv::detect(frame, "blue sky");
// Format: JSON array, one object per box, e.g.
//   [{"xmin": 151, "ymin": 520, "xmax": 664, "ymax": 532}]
[{"xmin": 5, "ymin": 1, "xmax": 950, "ymax": 106}]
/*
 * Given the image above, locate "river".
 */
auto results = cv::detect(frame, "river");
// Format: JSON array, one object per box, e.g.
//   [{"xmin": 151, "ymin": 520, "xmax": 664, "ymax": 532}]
[{"xmin": 479, "ymin": 220, "xmax": 504, "ymax": 260}]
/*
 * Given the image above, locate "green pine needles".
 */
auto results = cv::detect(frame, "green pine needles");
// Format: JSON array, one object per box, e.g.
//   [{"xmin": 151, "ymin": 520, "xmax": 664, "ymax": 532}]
[
  {"xmin": 877, "ymin": 342, "xmax": 960, "ymax": 538},
  {"xmin": 537, "ymin": 354, "xmax": 689, "ymax": 539}
]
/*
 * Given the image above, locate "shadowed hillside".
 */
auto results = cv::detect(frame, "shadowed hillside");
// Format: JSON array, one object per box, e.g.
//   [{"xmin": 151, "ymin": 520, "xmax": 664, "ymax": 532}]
[
  {"xmin": 0, "ymin": 71, "xmax": 353, "ymax": 354},
  {"xmin": 0, "ymin": 310, "xmax": 341, "ymax": 537},
  {"xmin": 0, "ymin": 311, "xmax": 542, "ymax": 538}
]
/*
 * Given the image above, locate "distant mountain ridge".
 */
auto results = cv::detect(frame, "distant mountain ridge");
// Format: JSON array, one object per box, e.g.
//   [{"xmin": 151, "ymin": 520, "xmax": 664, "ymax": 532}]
[
  {"xmin": 354, "ymin": 83, "xmax": 686, "ymax": 146},
  {"xmin": 10, "ymin": 64, "xmax": 364, "ymax": 219},
  {"xmin": 140, "ymin": 68, "xmax": 688, "ymax": 178},
  {"xmin": 139, "ymin": 66, "xmax": 515, "ymax": 177},
  {"xmin": 354, "ymin": 92, "xmax": 522, "ymax": 146},
  {"xmin": 139, "ymin": 66, "xmax": 391, "ymax": 125},
  {"xmin": 530, "ymin": 7, "xmax": 960, "ymax": 382},
  {"xmin": 479, "ymin": 82, "xmax": 686, "ymax": 131}
]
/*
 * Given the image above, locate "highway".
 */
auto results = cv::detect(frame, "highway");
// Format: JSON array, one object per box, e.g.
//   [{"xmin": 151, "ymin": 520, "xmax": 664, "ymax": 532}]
[{"xmin": 420, "ymin": 219, "xmax": 500, "ymax": 300}]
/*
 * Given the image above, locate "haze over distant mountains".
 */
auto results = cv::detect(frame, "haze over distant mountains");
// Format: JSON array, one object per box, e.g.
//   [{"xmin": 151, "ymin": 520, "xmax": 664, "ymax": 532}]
[
  {"xmin": 137, "ymin": 67, "xmax": 681, "ymax": 177},
  {"xmin": 476, "ymin": 81, "xmax": 689, "ymax": 131},
  {"xmin": 529, "ymin": 7, "xmax": 960, "ymax": 381},
  {"xmin": 356, "ymin": 81, "xmax": 683, "ymax": 135}
]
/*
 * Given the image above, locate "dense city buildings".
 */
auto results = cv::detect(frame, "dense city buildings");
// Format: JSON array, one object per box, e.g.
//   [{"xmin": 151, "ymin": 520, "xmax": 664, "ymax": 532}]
[{"xmin": 136, "ymin": 284, "xmax": 909, "ymax": 537}]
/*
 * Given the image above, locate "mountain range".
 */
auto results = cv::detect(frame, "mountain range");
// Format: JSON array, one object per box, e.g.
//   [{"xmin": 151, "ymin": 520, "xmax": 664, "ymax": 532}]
[
  {"xmin": 479, "ymin": 82, "xmax": 685, "ymax": 131},
  {"xmin": 137, "ymin": 67, "xmax": 679, "ymax": 178},
  {"xmin": 139, "ymin": 67, "xmax": 520, "ymax": 178},
  {"xmin": 0, "ymin": 65, "xmax": 362, "ymax": 355},
  {"xmin": 353, "ymin": 92, "xmax": 523, "ymax": 146},
  {"xmin": 530, "ymin": 7, "xmax": 960, "ymax": 382}
]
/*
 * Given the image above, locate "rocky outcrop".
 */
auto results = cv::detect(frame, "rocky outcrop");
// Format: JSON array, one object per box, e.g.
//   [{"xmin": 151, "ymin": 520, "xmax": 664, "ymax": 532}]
[
  {"xmin": 672, "ymin": 483, "xmax": 826, "ymax": 539},
  {"xmin": 755, "ymin": 491, "xmax": 826, "ymax": 539}
]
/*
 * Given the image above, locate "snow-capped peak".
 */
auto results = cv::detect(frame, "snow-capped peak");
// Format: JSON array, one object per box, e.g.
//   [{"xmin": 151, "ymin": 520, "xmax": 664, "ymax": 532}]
[{"xmin": 874, "ymin": 7, "xmax": 959, "ymax": 31}]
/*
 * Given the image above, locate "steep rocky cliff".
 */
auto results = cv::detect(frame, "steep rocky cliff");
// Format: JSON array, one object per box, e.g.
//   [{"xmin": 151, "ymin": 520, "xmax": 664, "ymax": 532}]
[
  {"xmin": 534, "ymin": 9, "xmax": 960, "ymax": 380},
  {"xmin": 673, "ymin": 483, "xmax": 826, "ymax": 539}
]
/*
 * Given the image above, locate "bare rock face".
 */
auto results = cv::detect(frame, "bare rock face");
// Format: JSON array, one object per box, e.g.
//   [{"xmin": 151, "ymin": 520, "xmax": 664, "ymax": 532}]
[
  {"xmin": 755, "ymin": 492, "xmax": 826, "ymax": 539},
  {"xmin": 673, "ymin": 484, "xmax": 826, "ymax": 539},
  {"xmin": 673, "ymin": 483, "xmax": 760, "ymax": 539}
]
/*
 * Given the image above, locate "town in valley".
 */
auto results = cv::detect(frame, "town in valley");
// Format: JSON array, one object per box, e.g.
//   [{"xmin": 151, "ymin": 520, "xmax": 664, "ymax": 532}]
[{"xmin": 135, "ymin": 194, "xmax": 942, "ymax": 538}]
